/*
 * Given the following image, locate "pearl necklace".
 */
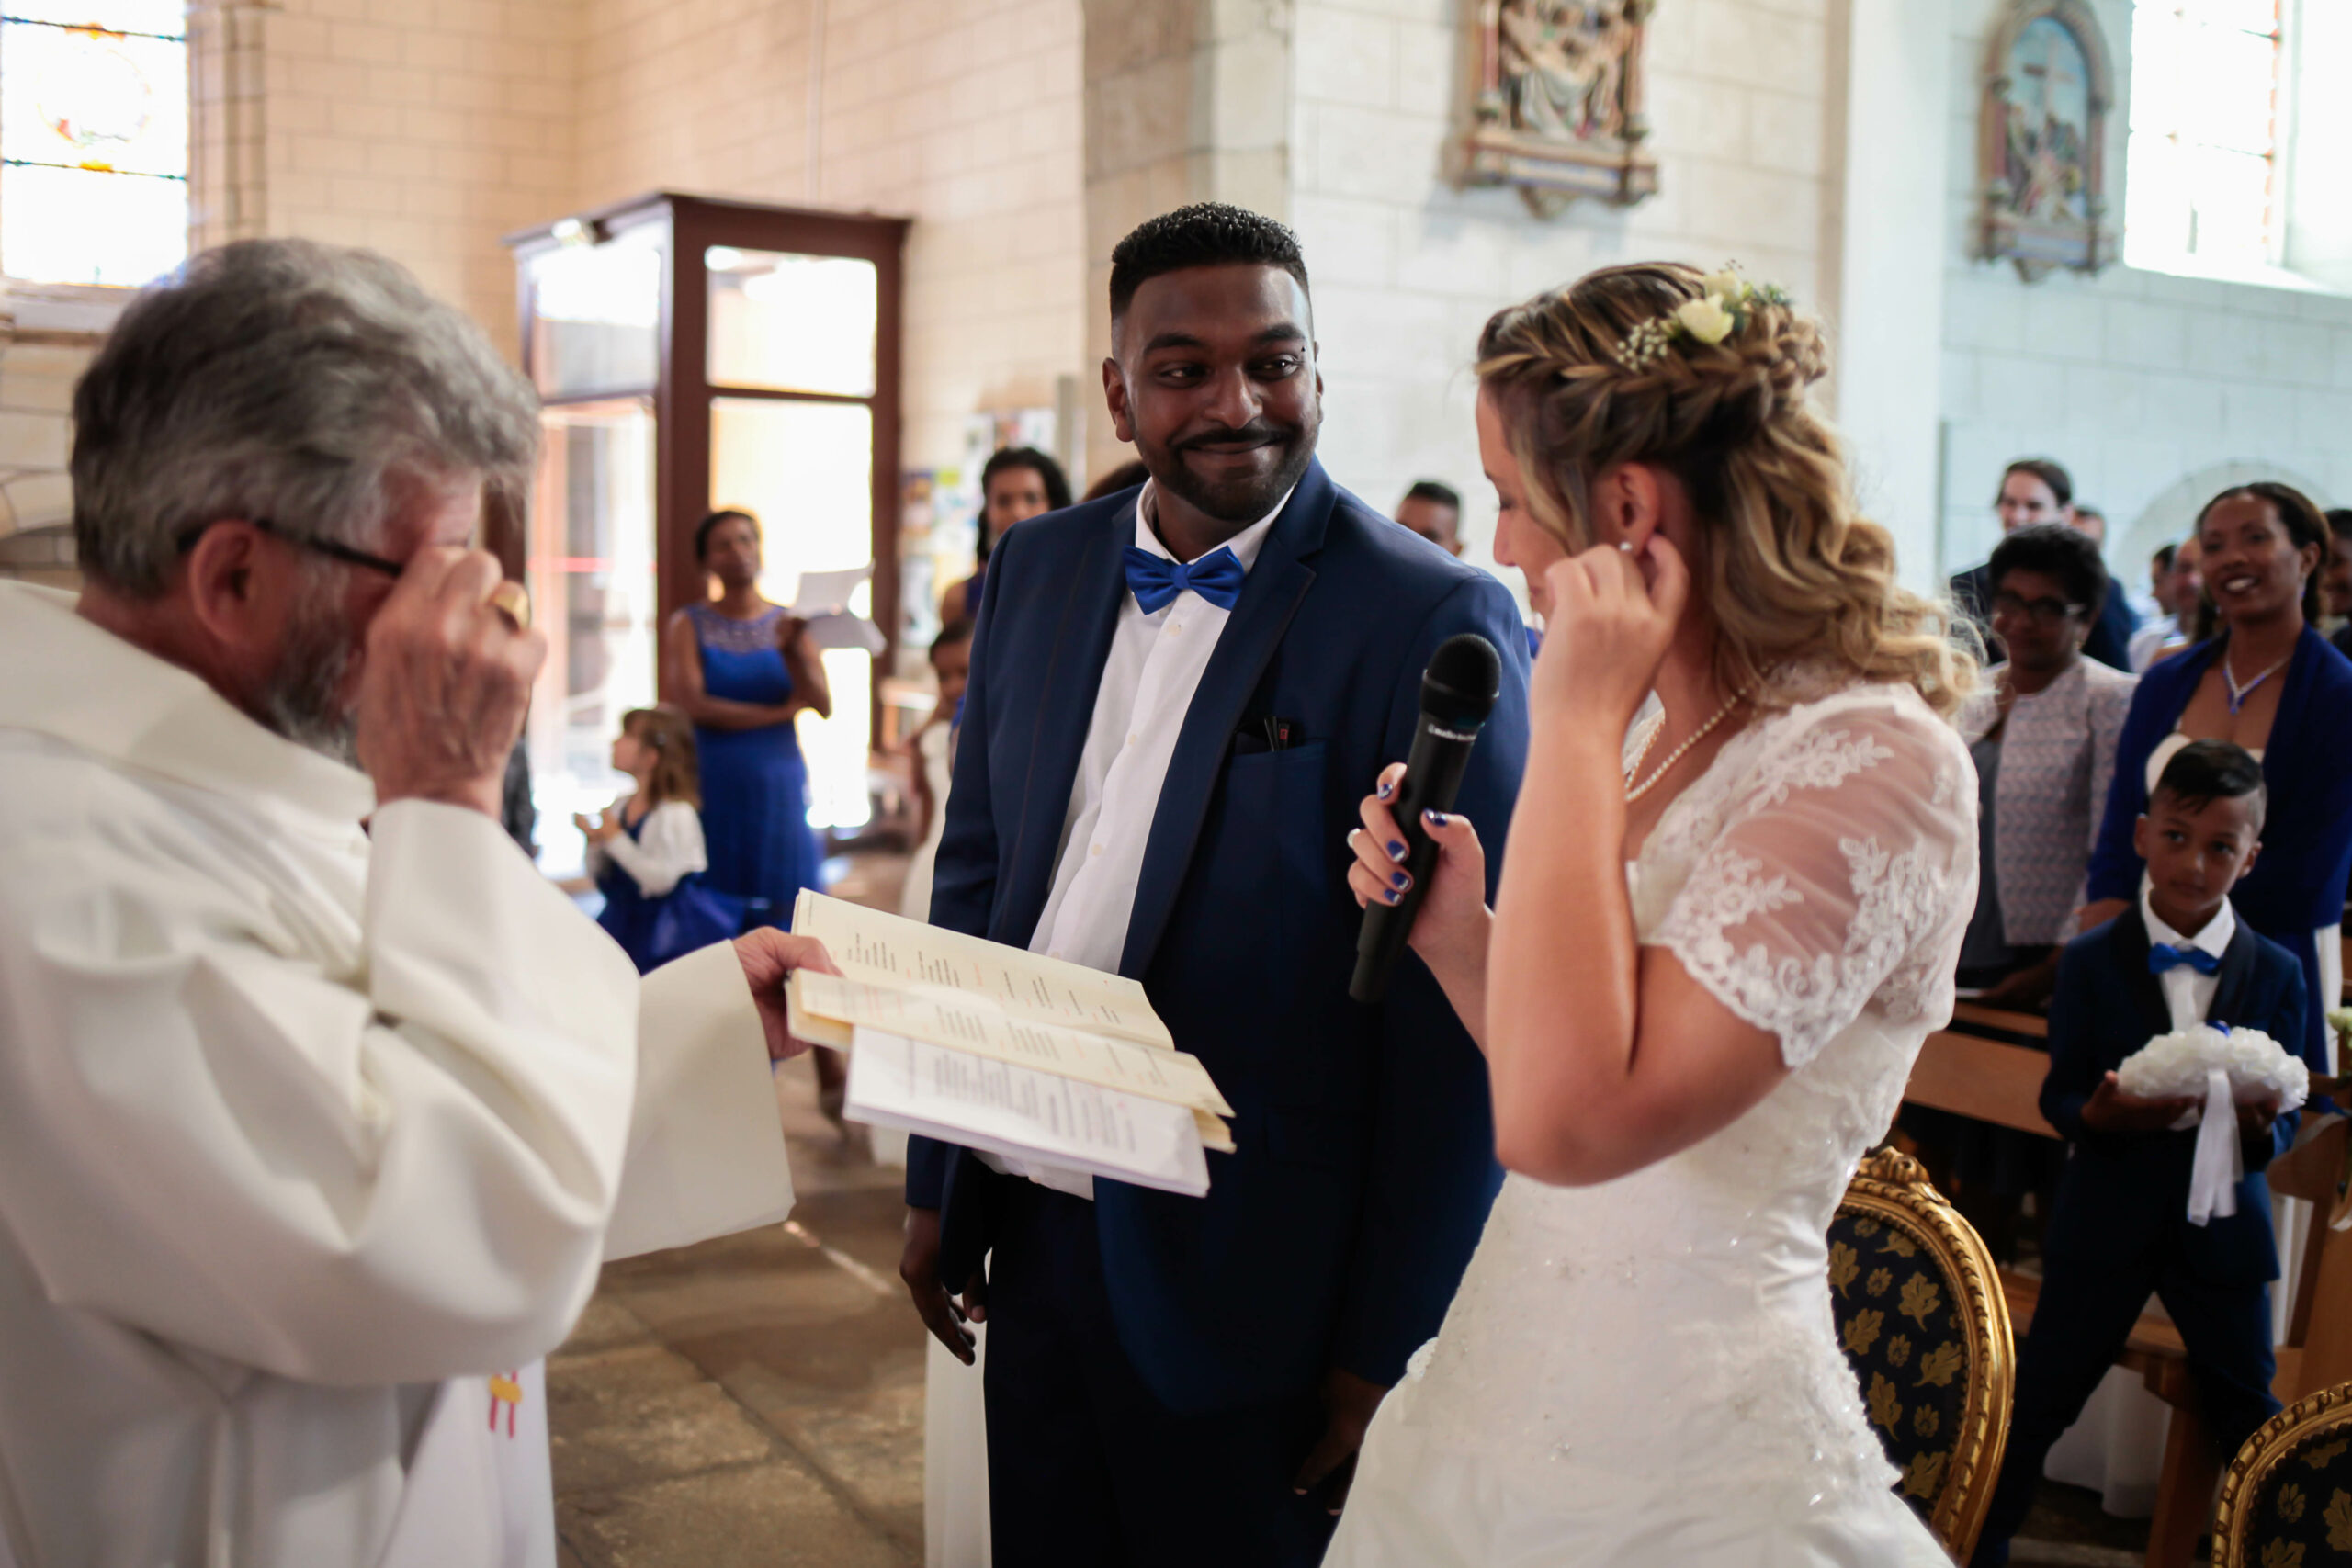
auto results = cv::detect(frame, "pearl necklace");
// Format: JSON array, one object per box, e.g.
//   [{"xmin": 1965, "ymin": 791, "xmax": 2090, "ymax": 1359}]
[{"xmin": 1624, "ymin": 688, "xmax": 1748, "ymax": 803}]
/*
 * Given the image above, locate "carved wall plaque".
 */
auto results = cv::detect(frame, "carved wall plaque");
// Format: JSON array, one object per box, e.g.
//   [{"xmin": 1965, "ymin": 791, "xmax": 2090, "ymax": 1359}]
[
  {"xmin": 1978, "ymin": 0, "xmax": 2116, "ymax": 279},
  {"xmin": 1457, "ymin": 0, "xmax": 1659, "ymax": 217}
]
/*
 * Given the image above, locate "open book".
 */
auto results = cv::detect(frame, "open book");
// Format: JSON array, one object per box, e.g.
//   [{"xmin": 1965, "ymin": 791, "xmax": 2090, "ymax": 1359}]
[{"xmin": 786, "ymin": 892, "xmax": 1233, "ymax": 1195}]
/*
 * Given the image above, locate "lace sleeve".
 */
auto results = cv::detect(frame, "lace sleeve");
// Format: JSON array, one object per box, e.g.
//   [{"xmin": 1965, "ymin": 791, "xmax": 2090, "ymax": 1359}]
[{"xmin": 1653, "ymin": 694, "xmax": 1977, "ymax": 1069}]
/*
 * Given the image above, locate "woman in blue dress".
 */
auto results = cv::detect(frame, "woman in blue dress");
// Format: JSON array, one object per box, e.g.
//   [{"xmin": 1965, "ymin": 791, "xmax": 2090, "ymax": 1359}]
[
  {"xmin": 662, "ymin": 508, "xmax": 830, "ymax": 934},
  {"xmin": 2084, "ymin": 482, "xmax": 2352, "ymax": 1075}
]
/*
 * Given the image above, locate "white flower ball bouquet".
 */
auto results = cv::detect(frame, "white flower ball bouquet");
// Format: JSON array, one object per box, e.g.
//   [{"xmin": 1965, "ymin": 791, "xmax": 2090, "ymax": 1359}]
[{"xmin": 2117, "ymin": 1023, "xmax": 2308, "ymax": 1111}]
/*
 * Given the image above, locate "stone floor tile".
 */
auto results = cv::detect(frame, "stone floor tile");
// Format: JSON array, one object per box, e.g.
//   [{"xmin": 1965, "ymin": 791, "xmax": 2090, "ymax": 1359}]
[
  {"xmin": 547, "ymin": 1342, "xmax": 780, "ymax": 1495},
  {"xmin": 558, "ymin": 1460, "xmax": 910, "ymax": 1568}
]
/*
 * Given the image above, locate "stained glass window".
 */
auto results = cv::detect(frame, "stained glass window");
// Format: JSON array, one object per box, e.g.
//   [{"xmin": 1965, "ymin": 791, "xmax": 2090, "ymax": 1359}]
[
  {"xmin": 2, "ymin": 0, "xmax": 188, "ymax": 287},
  {"xmin": 2125, "ymin": 0, "xmax": 2285, "ymax": 275}
]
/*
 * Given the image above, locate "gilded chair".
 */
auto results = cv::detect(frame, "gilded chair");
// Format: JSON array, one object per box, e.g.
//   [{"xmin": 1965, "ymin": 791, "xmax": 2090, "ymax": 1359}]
[
  {"xmin": 2210, "ymin": 1382, "xmax": 2352, "ymax": 1567},
  {"xmin": 1828, "ymin": 1145, "xmax": 2015, "ymax": 1562}
]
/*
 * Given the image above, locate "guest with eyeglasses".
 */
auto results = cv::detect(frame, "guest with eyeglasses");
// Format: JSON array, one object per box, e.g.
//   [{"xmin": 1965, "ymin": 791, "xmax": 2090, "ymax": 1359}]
[
  {"xmin": 1909, "ymin": 524, "xmax": 2134, "ymax": 1260},
  {"xmin": 2083, "ymin": 482, "xmax": 2352, "ymax": 1077}
]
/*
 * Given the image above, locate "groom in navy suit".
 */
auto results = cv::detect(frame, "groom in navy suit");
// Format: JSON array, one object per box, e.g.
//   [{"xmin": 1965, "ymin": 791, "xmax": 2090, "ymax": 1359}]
[{"xmin": 897, "ymin": 204, "xmax": 1530, "ymax": 1566}]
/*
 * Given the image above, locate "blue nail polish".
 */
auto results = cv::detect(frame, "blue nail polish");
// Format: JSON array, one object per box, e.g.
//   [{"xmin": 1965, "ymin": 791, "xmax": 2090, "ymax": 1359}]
[
  {"xmin": 1387, "ymin": 840, "xmax": 1408, "ymax": 862},
  {"xmin": 1383, "ymin": 887, "xmax": 1400, "ymax": 904},
  {"xmin": 1391, "ymin": 870, "xmax": 1409, "ymax": 890},
  {"xmin": 1376, "ymin": 781, "xmax": 1394, "ymax": 800},
  {"xmin": 1425, "ymin": 810, "xmax": 1449, "ymax": 827}
]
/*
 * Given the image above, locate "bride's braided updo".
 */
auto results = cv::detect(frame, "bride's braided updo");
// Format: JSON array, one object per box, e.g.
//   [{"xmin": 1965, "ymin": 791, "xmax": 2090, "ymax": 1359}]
[{"xmin": 1476, "ymin": 262, "xmax": 1973, "ymax": 717}]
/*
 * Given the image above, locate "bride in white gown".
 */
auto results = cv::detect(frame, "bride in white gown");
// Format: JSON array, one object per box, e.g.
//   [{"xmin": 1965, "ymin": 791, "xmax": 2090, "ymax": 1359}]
[{"xmin": 1324, "ymin": 265, "xmax": 1979, "ymax": 1567}]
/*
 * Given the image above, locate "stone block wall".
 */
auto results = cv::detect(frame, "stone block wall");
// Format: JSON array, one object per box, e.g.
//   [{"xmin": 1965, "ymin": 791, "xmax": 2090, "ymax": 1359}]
[
  {"xmin": 1286, "ymin": 0, "xmax": 1838, "ymax": 597},
  {"xmin": 577, "ymin": 0, "xmax": 1087, "ymax": 476},
  {"xmin": 256, "ymin": 0, "xmax": 583, "ymax": 360},
  {"xmin": 1937, "ymin": 0, "xmax": 2352, "ymax": 577}
]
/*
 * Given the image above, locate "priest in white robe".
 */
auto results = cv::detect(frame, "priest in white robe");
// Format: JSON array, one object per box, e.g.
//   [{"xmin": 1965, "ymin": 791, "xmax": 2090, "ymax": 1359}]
[{"xmin": 0, "ymin": 238, "xmax": 827, "ymax": 1568}]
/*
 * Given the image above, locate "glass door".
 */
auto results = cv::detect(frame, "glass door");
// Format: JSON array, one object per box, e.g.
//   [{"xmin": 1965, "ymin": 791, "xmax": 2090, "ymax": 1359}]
[{"xmin": 526, "ymin": 397, "xmax": 659, "ymax": 878}]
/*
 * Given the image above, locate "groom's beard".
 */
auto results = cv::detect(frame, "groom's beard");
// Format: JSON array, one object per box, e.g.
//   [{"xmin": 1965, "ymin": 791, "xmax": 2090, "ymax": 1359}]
[{"xmin": 257, "ymin": 570, "xmax": 362, "ymax": 766}]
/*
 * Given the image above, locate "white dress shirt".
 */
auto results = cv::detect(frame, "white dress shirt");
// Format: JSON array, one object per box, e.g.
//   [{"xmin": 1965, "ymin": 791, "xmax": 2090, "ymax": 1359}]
[
  {"xmin": 2143, "ymin": 888, "xmax": 2235, "ymax": 1032},
  {"xmin": 988, "ymin": 480, "xmax": 1287, "ymax": 1199},
  {"xmin": 0, "ymin": 582, "xmax": 792, "ymax": 1568}
]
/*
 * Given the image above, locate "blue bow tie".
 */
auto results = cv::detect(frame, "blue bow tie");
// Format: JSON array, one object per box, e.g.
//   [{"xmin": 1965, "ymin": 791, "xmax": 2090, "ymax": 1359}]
[
  {"xmin": 1125, "ymin": 545, "xmax": 1246, "ymax": 614},
  {"xmin": 2149, "ymin": 942, "xmax": 2222, "ymax": 976}
]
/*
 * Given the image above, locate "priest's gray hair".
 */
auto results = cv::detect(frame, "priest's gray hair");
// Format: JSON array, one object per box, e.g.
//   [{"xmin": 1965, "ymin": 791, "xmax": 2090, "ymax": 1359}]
[{"xmin": 71, "ymin": 238, "xmax": 539, "ymax": 596}]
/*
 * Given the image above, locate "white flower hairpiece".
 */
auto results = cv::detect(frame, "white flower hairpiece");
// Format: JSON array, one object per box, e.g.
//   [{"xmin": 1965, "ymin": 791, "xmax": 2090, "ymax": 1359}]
[{"xmin": 1611, "ymin": 265, "xmax": 1792, "ymax": 371}]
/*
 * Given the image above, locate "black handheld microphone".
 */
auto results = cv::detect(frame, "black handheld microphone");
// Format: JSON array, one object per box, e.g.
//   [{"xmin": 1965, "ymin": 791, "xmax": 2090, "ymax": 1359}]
[{"xmin": 1349, "ymin": 632, "xmax": 1502, "ymax": 1004}]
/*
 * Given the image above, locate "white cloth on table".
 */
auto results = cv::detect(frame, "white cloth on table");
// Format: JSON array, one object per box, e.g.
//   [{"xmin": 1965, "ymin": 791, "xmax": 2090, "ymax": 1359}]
[
  {"xmin": 1329, "ymin": 678, "xmax": 1976, "ymax": 1567},
  {"xmin": 0, "ymin": 581, "xmax": 792, "ymax": 1568},
  {"xmin": 980, "ymin": 479, "xmax": 1285, "ymax": 1201},
  {"xmin": 586, "ymin": 796, "xmax": 707, "ymax": 896}
]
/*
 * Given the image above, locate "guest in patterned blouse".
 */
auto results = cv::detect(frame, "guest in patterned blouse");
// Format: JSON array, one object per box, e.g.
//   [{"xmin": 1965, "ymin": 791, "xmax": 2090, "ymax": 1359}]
[{"xmin": 1955, "ymin": 523, "xmax": 2137, "ymax": 1010}]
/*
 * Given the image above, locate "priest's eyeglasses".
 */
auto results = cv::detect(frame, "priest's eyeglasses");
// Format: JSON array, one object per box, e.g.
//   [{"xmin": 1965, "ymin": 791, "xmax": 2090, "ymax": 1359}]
[{"xmin": 175, "ymin": 517, "xmax": 406, "ymax": 578}]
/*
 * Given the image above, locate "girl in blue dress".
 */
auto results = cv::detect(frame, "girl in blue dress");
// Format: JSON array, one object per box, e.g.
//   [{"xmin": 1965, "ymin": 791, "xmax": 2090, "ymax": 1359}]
[
  {"xmin": 662, "ymin": 509, "xmax": 830, "ymax": 934},
  {"xmin": 578, "ymin": 705, "xmax": 741, "ymax": 972}
]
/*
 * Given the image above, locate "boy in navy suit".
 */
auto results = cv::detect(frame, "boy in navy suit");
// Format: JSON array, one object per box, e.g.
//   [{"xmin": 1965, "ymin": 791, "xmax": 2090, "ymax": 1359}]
[
  {"xmin": 1972, "ymin": 740, "xmax": 2311, "ymax": 1565},
  {"xmin": 895, "ymin": 205, "xmax": 1530, "ymax": 1566}
]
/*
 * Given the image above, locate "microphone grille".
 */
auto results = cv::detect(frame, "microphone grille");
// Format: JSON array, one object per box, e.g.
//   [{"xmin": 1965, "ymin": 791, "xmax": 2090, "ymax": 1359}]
[{"xmin": 1423, "ymin": 632, "xmax": 1501, "ymax": 724}]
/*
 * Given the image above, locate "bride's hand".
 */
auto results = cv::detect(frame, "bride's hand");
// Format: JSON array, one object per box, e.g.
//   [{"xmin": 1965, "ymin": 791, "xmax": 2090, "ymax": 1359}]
[
  {"xmin": 1539, "ymin": 533, "xmax": 1689, "ymax": 724},
  {"xmin": 1348, "ymin": 762, "xmax": 1488, "ymax": 985}
]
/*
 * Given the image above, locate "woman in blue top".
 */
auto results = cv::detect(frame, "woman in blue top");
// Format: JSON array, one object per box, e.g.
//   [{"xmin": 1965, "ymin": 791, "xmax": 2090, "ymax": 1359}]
[
  {"xmin": 2084, "ymin": 481, "xmax": 2352, "ymax": 1073},
  {"xmin": 662, "ymin": 508, "xmax": 830, "ymax": 932}
]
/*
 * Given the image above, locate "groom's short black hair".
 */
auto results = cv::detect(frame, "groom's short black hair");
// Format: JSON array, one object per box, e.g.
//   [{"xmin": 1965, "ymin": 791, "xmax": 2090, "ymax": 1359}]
[
  {"xmin": 2152, "ymin": 739, "xmax": 2267, "ymax": 832},
  {"xmin": 1109, "ymin": 203, "xmax": 1310, "ymax": 321}
]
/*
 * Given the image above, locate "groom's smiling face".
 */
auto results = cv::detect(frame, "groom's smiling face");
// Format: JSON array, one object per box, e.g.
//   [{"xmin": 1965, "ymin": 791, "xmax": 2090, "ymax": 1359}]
[{"xmin": 1106, "ymin": 264, "xmax": 1322, "ymax": 529}]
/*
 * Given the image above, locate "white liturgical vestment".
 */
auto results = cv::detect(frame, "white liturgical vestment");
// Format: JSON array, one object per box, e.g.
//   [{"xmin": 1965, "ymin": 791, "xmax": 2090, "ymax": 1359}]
[{"xmin": 0, "ymin": 581, "xmax": 795, "ymax": 1568}]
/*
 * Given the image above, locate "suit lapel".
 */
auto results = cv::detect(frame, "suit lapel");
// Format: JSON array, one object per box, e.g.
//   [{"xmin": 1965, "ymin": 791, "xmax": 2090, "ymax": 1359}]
[
  {"xmin": 2109, "ymin": 904, "xmax": 2176, "ymax": 1041},
  {"xmin": 2208, "ymin": 919, "xmax": 2262, "ymax": 1031},
  {"xmin": 1116, "ymin": 464, "xmax": 1335, "ymax": 977},
  {"xmin": 995, "ymin": 504, "xmax": 1129, "ymax": 946}
]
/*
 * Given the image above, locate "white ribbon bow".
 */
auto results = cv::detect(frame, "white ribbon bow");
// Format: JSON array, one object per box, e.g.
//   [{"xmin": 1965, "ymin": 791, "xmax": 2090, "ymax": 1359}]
[{"xmin": 2186, "ymin": 1066, "xmax": 2243, "ymax": 1226}]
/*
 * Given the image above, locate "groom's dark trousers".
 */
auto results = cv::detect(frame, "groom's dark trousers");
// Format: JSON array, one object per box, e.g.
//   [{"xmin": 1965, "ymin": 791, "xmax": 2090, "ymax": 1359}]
[{"xmin": 906, "ymin": 461, "xmax": 1529, "ymax": 1566}]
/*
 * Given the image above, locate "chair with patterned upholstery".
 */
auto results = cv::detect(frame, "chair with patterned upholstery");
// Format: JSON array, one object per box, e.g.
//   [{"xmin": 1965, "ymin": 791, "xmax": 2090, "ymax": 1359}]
[
  {"xmin": 1828, "ymin": 1145, "xmax": 2016, "ymax": 1562},
  {"xmin": 2211, "ymin": 1382, "xmax": 2352, "ymax": 1567}
]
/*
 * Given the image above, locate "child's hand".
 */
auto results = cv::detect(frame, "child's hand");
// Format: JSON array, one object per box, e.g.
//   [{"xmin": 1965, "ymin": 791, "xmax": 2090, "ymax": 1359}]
[
  {"xmin": 2236, "ymin": 1094, "xmax": 2283, "ymax": 1142},
  {"xmin": 574, "ymin": 808, "xmax": 619, "ymax": 845},
  {"xmin": 2079, "ymin": 1071, "xmax": 2199, "ymax": 1134}
]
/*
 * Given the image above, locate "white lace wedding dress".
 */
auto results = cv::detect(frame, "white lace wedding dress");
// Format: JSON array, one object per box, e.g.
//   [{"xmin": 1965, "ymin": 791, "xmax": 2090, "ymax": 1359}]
[{"xmin": 1326, "ymin": 680, "xmax": 1979, "ymax": 1568}]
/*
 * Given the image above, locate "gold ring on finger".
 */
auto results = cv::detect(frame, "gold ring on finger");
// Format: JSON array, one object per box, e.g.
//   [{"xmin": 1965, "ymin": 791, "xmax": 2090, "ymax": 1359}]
[{"xmin": 488, "ymin": 581, "xmax": 532, "ymax": 631}]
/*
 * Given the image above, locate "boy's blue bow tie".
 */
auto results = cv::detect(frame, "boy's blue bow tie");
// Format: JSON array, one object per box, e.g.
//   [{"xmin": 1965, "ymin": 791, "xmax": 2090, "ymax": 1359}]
[
  {"xmin": 1125, "ymin": 545, "xmax": 1245, "ymax": 613},
  {"xmin": 2148, "ymin": 942, "xmax": 2222, "ymax": 976}
]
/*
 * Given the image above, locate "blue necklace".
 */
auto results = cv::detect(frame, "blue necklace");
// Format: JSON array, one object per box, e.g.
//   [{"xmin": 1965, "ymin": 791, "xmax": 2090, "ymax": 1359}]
[{"xmin": 2222, "ymin": 647, "xmax": 2290, "ymax": 715}]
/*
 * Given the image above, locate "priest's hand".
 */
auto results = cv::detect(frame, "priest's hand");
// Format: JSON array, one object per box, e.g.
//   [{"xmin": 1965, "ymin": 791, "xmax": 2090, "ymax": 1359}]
[
  {"xmin": 900, "ymin": 1205, "xmax": 986, "ymax": 1364},
  {"xmin": 357, "ymin": 547, "xmax": 545, "ymax": 817},
  {"xmin": 1293, "ymin": 1366, "xmax": 1388, "ymax": 1516},
  {"xmin": 733, "ymin": 929, "xmax": 838, "ymax": 1062}
]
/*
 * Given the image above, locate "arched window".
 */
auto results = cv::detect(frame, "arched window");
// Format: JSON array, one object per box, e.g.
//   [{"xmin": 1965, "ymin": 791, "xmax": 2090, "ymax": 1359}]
[{"xmin": 1, "ymin": 0, "xmax": 188, "ymax": 287}]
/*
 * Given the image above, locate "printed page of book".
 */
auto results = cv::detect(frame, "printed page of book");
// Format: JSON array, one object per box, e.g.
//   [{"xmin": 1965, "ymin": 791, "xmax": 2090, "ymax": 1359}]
[
  {"xmin": 795, "ymin": 969, "xmax": 1231, "ymax": 1117},
  {"xmin": 845, "ymin": 1027, "xmax": 1210, "ymax": 1198},
  {"xmin": 791, "ymin": 891, "xmax": 1174, "ymax": 1050}
]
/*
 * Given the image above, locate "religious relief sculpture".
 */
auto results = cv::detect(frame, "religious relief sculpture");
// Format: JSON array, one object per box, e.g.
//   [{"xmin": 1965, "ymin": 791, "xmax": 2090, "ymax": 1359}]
[
  {"xmin": 1457, "ymin": 0, "xmax": 1659, "ymax": 217},
  {"xmin": 1978, "ymin": 0, "xmax": 2115, "ymax": 279}
]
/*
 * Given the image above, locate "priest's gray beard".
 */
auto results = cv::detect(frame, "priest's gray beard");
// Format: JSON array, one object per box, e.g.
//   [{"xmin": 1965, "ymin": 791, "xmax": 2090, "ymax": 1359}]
[{"xmin": 258, "ymin": 560, "xmax": 362, "ymax": 766}]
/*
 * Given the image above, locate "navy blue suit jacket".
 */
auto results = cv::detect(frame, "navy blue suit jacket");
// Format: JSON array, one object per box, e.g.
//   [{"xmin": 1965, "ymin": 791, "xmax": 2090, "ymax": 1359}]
[
  {"xmin": 905, "ymin": 459, "xmax": 1528, "ymax": 1414},
  {"xmin": 2041, "ymin": 904, "xmax": 2308, "ymax": 1285},
  {"xmin": 2086, "ymin": 626, "xmax": 2352, "ymax": 1066}
]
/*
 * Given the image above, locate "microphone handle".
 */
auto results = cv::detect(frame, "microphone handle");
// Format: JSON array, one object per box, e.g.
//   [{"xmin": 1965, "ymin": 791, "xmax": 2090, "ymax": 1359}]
[{"xmin": 1349, "ymin": 716, "xmax": 1478, "ymax": 1004}]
